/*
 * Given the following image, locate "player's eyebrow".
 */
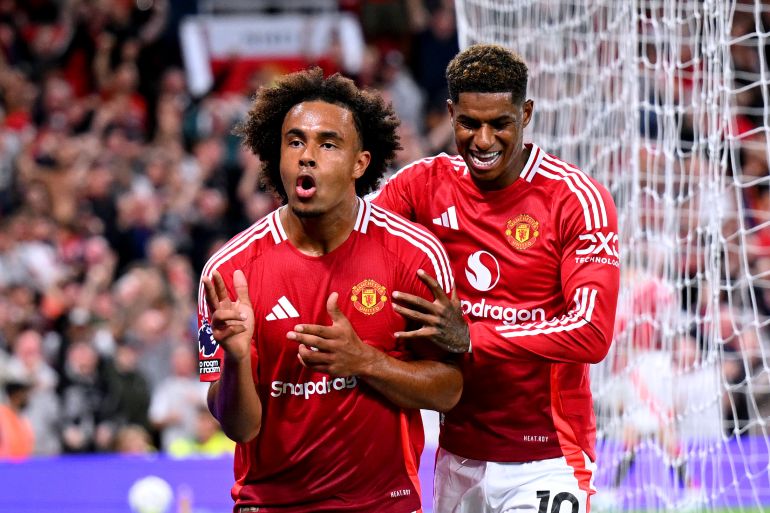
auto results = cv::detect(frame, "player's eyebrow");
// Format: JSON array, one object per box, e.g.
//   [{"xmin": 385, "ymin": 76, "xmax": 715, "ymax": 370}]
[
  {"xmin": 317, "ymin": 130, "xmax": 344, "ymax": 142},
  {"xmin": 284, "ymin": 128, "xmax": 344, "ymax": 142},
  {"xmin": 285, "ymin": 128, "xmax": 307, "ymax": 139}
]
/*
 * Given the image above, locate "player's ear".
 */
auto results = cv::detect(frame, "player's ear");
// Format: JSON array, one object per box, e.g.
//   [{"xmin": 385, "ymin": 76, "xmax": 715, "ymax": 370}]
[
  {"xmin": 352, "ymin": 150, "xmax": 371, "ymax": 180},
  {"xmin": 447, "ymin": 99, "xmax": 455, "ymax": 122},
  {"xmin": 522, "ymin": 99, "xmax": 534, "ymax": 128}
]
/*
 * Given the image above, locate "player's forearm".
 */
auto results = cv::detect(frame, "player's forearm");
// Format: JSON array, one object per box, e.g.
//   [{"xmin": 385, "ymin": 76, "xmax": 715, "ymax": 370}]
[
  {"xmin": 358, "ymin": 352, "xmax": 462, "ymax": 412},
  {"xmin": 470, "ymin": 319, "xmax": 612, "ymax": 363},
  {"xmin": 208, "ymin": 353, "xmax": 262, "ymax": 443}
]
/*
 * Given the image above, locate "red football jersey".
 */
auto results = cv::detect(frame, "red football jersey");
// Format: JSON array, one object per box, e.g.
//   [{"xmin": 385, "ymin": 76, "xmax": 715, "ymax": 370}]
[
  {"xmin": 197, "ymin": 198, "xmax": 453, "ymax": 512},
  {"xmin": 370, "ymin": 143, "xmax": 620, "ymax": 463}
]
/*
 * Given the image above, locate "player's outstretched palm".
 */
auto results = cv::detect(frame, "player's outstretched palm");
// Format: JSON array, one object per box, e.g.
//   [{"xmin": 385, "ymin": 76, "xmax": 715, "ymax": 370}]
[
  {"xmin": 203, "ymin": 269, "xmax": 255, "ymax": 361},
  {"xmin": 392, "ymin": 269, "xmax": 470, "ymax": 353}
]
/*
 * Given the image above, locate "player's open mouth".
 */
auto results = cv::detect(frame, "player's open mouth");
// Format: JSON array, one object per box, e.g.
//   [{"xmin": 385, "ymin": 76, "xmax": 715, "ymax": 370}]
[
  {"xmin": 296, "ymin": 174, "xmax": 317, "ymax": 199},
  {"xmin": 469, "ymin": 150, "xmax": 502, "ymax": 170}
]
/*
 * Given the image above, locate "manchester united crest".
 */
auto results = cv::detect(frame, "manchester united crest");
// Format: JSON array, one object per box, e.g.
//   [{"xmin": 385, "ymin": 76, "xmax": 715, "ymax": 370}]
[
  {"xmin": 505, "ymin": 214, "xmax": 540, "ymax": 250},
  {"xmin": 351, "ymin": 279, "xmax": 388, "ymax": 315}
]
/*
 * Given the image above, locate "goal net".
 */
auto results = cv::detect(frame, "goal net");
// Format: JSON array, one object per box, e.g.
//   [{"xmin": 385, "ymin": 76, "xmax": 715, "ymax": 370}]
[{"xmin": 455, "ymin": 0, "xmax": 770, "ymax": 511}]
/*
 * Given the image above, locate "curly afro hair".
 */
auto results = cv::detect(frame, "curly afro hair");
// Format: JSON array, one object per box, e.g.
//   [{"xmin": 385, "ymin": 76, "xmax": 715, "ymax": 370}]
[
  {"xmin": 236, "ymin": 67, "xmax": 401, "ymax": 202},
  {"xmin": 446, "ymin": 44, "xmax": 528, "ymax": 104}
]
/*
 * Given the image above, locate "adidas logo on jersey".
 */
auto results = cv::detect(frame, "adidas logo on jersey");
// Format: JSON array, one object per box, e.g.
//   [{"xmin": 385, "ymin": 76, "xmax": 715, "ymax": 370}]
[
  {"xmin": 433, "ymin": 206, "xmax": 459, "ymax": 230},
  {"xmin": 266, "ymin": 296, "xmax": 299, "ymax": 321}
]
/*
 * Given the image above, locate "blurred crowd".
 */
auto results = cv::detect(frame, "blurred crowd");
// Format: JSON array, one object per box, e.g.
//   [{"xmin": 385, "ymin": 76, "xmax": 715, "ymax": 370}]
[
  {"xmin": 1, "ymin": 0, "xmax": 769, "ymax": 462},
  {"xmin": 0, "ymin": 0, "xmax": 459, "ymax": 459}
]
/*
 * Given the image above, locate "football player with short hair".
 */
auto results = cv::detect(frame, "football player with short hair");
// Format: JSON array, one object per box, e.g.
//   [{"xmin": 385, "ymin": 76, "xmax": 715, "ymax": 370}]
[{"xmin": 371, "ymin": 44, "xmax": 621, "ymax": 513}]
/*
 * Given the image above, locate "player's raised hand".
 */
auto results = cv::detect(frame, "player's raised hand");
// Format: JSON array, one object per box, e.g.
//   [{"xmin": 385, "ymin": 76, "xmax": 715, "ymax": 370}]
[
  {"xmin": 203, "ymin": 270, "xmax": 255, "ymax": 361},
  {"xmin": 288, "ymin": 292, "xmax": 380, "ymax": 377},
  {"xmin": 392, "ymin": 269, "xmax": 470, "ymax": 353}
]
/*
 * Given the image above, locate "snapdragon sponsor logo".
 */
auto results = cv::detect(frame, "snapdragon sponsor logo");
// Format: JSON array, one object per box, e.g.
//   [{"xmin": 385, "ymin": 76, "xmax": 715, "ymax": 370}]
[
  {"xmin": 460, "ymin": 298, "xmax": 546, "ymax": 325},
  {"xmin": 270, "ymin": 376, "xmax": 358, "ymax": 400},
  {"xmin": 465, "ymin": 251, "xmax": 500, "ymax": 292}
]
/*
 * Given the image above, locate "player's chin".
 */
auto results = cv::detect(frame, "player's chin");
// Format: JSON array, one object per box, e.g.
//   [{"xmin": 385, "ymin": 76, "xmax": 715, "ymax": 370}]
[
  {"xmin": 468, "ymin": 165, "xmax": 504, "ymax": 183},
  {"xmin": 290, "ymin": 203, "xmax": 325, "ymax": 218}
]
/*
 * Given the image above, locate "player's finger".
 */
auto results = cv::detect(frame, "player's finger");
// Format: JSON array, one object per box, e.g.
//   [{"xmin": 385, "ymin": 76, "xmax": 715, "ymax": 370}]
[
  {"xmin": 287, "ymin": 331, "xmax": 330, "ymax": 352},
  {"xmin": 213, "ymin": 324, "xmax": 247, "ymax": 340},
  {"xmin": 212, "ymin": 270, "xmax": 231, "ymax": 302},
  {"xmin": 326, "ymin": 292, "xmax": 348, "ymax": 325},
  {"xmin": 393, "ymin": 326, "xmax": 437, "ymax": 340},
  {"xmin": 392, "ymin": 290, "xmax": 437, "ymax": 313},
  {"xmin": 215, "ymin": 318, "xmax": 249, "ymax": 329},
  {"xmin": 212, "ymin": 309, "xmax": 247, "ymax": 324},
  {"xmin": 203, "ymin": 277, "xmax": 219, "ymax": 311},
  {"xmin": 417, "ymin": 269, "xmax": 449, "ymax": 301},
  {"xmin": 233, "ymin": 270, "xmax": 252, "ymax": 307},
  {"xmin": 293, "ymin": 323, "xmax": 336, "ymax": 339},
  {"xmin": 297, "ymin": 344, "xmax": 331, "ymax": 365},
  {"xmin": 392, "ymin": 303, "xmax": 438, "ymax": 325}
]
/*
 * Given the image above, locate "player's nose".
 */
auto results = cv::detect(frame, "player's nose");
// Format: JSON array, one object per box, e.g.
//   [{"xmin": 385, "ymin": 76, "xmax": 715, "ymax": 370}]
[
  {"xmin": 473, "ymin": 124, "xmax": 495, "ymax": 150},
  {"xmin": 299, "ymin": 146, "xmax": 316, "ymax": 168}
]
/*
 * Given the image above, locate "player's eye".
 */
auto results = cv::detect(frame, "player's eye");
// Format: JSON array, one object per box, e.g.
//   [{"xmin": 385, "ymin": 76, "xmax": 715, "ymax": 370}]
[
  {"xmin": 287, "ymin": 140, "xmax": 303, "ymax": 148},
  {"xmin": 320, "ymin": 142, "xmax": 336, "ymax": 149}
]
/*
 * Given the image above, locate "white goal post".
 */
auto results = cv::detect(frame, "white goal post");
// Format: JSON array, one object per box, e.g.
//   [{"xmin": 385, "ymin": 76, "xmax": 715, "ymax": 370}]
[{"xmin": 455, "ymin": 1, "xmax": 770, "ymax": 511}]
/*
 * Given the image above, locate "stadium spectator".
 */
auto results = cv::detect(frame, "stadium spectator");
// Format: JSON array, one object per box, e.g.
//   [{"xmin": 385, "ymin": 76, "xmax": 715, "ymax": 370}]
[
  {"xmin": 168, "ymin": 404, "xmax": 234, "ymax": 458},
  {"xmin": 98, "ymin": 342, "xmax": 152, "ymax": 449},
  {"xmin": 148, "ymin": 345, "xmax": 207, "ymax": 453},
  {"xmin": 7, "ymin": 329, "xmax": 60, "ymax": 455},
  {"xmin": 58, "ymin": 339, "xmax": 112, "ymax": 452},
  {"xmin": 113, "ymin": 423, "xmax": 155, "ymax": 455},
  {"xmin": 0, "ymin": 365, "xmax": 35, "ymax": 460}
]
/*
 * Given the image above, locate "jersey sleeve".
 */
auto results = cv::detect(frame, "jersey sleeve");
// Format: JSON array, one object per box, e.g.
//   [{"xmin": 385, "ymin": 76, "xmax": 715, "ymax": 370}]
[
  {"xmin": 367, "ymin": 160, "xmax": 425, "ymax": 220},
  {"xmin": 469, "ymin": 181, "xmax": 620, "ymax": 363},
  {"xmin": 198, "ymin": 253, "xmax": 250, "ymax": 383},
  {"xmin": 197, "ymin": 267, "xmax": 225, "ymax": 382}
]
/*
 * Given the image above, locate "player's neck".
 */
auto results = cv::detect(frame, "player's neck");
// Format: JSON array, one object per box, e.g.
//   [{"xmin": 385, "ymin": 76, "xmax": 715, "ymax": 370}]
[{"xmin": 282, "ymin": 196, "xmax": 359, "ymax": 256}]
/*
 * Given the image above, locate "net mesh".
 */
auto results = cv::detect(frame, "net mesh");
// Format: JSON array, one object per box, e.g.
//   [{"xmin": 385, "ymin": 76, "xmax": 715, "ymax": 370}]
[{"xmin": 455, "ymin": 0, "xmax": 770, "ymax": 511}]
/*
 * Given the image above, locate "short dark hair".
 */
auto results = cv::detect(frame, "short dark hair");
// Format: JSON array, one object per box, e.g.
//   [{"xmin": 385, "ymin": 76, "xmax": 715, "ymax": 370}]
[
  {"xmin": 446, "ymin": 44, "xmax": 528, "ymax": 104},
  {"xmin": 236, "ymin": 67, "xmax": 401, "ymax": 201}
]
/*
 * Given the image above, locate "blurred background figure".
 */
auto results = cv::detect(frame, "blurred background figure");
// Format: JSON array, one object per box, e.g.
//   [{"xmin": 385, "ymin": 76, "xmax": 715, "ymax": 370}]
[
  {"xmin": 168, "ymin": 404, "xmax": 234, "ymax": 458},
  {"xmin": 0, "ymin": 364, "xmax": 35, "ymax": 460},
  {"xmin": 148, "ymin": 345, "xmax": 207, "ymax": 453}
]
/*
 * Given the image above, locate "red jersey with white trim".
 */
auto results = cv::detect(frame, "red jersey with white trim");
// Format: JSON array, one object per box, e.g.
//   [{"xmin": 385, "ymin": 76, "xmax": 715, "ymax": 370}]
[
  {"xmin": 197, "ymin": 198, "xmax": 454, "ymax": 512},
  {"xmin": 370, "ymin": 143, "xmax": 620, "ymax": 463}
]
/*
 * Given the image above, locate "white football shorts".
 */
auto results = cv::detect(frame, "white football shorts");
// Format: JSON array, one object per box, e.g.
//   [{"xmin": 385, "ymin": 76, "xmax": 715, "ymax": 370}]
[{"xmin": 433, "ymin": 447, "xmax": 596, "ymax": 513}]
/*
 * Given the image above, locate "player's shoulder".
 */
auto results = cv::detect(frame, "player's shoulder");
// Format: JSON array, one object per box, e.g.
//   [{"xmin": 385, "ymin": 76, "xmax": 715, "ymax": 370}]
[
  {"xmin": 391, "ymin": 153, "xmax": 466, "ymax": 180},
  {"xmin": 528, "ymin": 147, "xmax": 611, "ymax": 207},
  {"xmin": 200, "ymin": 208, "xmax": 282, "ymax": 279},
  {"xmin": 364, "ymin": 201, "xmax": 443, "ymax": 250},
  {"xmin": 533, "ymin": 148, "xmax": 610, "ymax": 196},
  {"xmin": 363, "ymin": 200, "xmax": 454, "ymax": 291},
  {"xmin": 529, "ymin": 146, "xmax": 616, "ymax": 231}
]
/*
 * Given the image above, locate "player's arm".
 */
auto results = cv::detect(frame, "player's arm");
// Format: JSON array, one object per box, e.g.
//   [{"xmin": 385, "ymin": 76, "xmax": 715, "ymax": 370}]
[
  {"xmin": 394, "ymin": 185, "xmax": 620, "ymax": 364},
  {"xmin": 202, "ymin": 270, "xmax": 262, "ymax": 443},
  {"xmin": 468, "ymin": 184, "xmax": 620, "ymax": 363},
  {"xmin": 289, "ymin": 292, "xmax": 463, "ymax": 412}
]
